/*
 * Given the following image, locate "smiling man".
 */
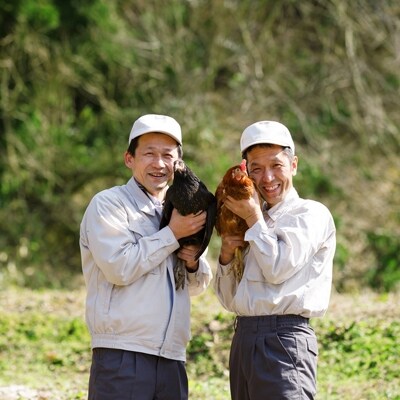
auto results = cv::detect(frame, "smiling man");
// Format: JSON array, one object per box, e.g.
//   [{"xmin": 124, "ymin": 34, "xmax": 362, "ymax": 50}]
[
  {"xmin": 214, "ymin": 120, "xmax": 336, "ymax": 400},
  {"xmin": 80, "ymin": 114, "xmax": 212, "ymax": 400}
]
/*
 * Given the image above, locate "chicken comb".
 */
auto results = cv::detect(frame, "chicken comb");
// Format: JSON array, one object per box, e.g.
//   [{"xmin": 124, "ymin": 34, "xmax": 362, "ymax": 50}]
[{"xmin": 240, "ymin": 159, "xmax": 247, "ymax": 171}]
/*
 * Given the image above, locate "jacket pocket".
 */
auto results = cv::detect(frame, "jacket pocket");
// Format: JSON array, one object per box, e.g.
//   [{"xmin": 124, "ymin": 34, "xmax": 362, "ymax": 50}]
[
  {"xmin": 128, "ymin": 217, "xmax": 156, "ymax": 238},
  {"xmin": 245, "ymin": 265, "xmax": 266, "ymax": 282},
  {"xmin": 102, "ymin": 281, "xmax": 114, "ymax": 314}
]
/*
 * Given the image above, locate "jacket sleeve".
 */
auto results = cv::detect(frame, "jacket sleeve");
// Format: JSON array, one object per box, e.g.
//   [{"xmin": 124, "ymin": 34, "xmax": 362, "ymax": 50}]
[
  {"xmin": 213, "ymin": 260, "xmax": 238, "ymax": 312},
  {"xmin": 245, "ymin": 202, "xmax": 336, "ymax": 285},
  {"xmin": 186, "ymin": 250, "xmax": 213, "ymax": 296},
  {"xmin": 80, "ymin": 191, "xmax": 180, "ymax": 286}
]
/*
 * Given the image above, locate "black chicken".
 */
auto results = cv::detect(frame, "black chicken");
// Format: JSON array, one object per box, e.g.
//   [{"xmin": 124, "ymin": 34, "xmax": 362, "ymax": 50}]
[{"xmin": 160, "ymin": 159, "xmax": 217, "ymax": 289}]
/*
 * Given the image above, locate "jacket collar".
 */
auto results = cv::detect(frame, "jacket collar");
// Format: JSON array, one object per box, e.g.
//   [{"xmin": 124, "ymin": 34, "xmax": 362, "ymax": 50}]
[
  {"xmin": 125, "ymin": 177, "xmax": 165, "ymax": 217},
  {"xmin": 262, "ymin": 187, "xmax": 299, "ymax": 222}
]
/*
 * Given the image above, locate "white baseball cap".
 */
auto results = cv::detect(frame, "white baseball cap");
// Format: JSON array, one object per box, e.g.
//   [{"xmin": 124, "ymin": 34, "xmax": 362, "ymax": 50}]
[
  {"xmin": 240, "ymin": 120, "xmax": 295, "ymax": 154},
  {"xmin": 129, "ymin": 114, "xmax": 182, "ymax": 145}
]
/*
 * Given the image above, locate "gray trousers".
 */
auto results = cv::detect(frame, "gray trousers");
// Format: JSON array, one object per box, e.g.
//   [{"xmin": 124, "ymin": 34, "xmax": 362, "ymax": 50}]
[
  {"xmin": 88, "ymin": 348, "xmax": 188, "ymax": 400},
  {"xmin": 229, "ymin": 315, "xmax": 318, "ymax": 400}
]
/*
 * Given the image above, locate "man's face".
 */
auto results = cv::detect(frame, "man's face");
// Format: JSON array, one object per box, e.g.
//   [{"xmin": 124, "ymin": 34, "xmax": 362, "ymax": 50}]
[
  {"xmin": 125, "ymin": 133, "xmax": 180, "ymax": 199},
  {"xmin": 247, "ymin": 145, "xmax": 298, "ymax": 208}
]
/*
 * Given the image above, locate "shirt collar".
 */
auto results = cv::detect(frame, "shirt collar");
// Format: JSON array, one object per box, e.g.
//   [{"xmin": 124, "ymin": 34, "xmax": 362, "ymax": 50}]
[{"xmin": 262, "ymin": 187, "xmax": 299, "ymax": 221}]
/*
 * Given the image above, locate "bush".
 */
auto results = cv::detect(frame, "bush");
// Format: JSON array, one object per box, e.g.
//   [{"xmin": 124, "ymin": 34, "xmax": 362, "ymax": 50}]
[{"xmin": 366, "ymin": 232, "xmax": 400, "ymax": 292}]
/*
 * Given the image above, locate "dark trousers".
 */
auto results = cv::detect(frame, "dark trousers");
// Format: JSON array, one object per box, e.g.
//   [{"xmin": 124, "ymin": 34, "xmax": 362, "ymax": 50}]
[
  {"xmin": 229, "ymin": 315, "xmax": 318, "ymax": 400},
  {"xmin": 88, "ymin": 348, "xmax": 188, "ymax": 400}
]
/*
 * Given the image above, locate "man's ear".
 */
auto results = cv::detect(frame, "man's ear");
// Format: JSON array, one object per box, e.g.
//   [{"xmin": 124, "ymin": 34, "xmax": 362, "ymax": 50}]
[
  {"xmin": 292, "ymin": 156, "xmax": 298, "ymax": 176},
  {"xmin": 124, "ymin": 151, "xmax": 134, "ymax": 168}
]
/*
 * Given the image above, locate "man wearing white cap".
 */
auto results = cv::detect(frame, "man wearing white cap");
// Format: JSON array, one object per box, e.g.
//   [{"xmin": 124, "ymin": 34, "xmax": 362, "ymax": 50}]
[
  {"xmin": 80, "ymin": 114, "xmax": 212, "ymax": 399},
  {"xmin": 214, "ymin": 120, "xmax": 336, "ymax": 399}
]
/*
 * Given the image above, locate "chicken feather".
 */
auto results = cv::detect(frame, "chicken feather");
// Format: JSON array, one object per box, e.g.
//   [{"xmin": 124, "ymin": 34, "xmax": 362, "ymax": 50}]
[
  {"xmin": 215, "ymin": 159, "xmax": 257, "ymax": 282},
  {"xmin": 160, "ymin": 160, "xmax": 217, "ymax": 289}
]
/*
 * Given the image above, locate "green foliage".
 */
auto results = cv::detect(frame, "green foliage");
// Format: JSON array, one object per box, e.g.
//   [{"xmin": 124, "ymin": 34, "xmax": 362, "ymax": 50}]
[
  {"xmin": 333, "ymin": 242, "xmax": 346, "ymax": 267},
  {"xmin": 1, "ymin": 287, "xmax": 399, "ymax": 399},
  {"xmin": 0, "ymin": 0, "xmax": 399, "ymax": 291},
  {"xmin": 0, "ymin": 311, "xmax": 90, "ymax": 397},
  {"xmin": 366, "ymin": 232, "xmax": 400, "ymax": 292},
  {"xmin": 19, "ymin": 0, "xmax": 60, "ymax": 32},
  {"xmin": 314, "ymin": 317, "xmax": 400, "ymax": 399},
  {"xmin": 187, "ymin": 311, "xmax": 233, "ymax": 379},
  {"xmin": 317, "ymin": 319, "xmax": 400, "ymax": 381},
  {"xmin": 296, "ymin": 159, "xmax": 341, "ymax": 199}
]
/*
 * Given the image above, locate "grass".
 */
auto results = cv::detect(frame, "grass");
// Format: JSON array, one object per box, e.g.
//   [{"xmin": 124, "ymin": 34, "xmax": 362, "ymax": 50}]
[{"xmin": 0, "ymin": 282, "xmax": 399, "ymax": 399}]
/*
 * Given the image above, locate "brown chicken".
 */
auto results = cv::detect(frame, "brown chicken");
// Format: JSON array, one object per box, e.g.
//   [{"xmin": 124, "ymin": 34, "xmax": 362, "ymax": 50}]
[{"xmin": 214, "ymin": 159, "xmax": 257, "ymax": 282}]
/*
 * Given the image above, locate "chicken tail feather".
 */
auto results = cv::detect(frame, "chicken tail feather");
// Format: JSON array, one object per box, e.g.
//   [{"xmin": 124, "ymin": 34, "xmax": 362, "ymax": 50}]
[
  {"xmin": 229, "ymin": 247, "xmax": 245, "ymax": 282},
  {"xmin": 174, "ymin": 259, "xmax": 187, "ymax": 290}
]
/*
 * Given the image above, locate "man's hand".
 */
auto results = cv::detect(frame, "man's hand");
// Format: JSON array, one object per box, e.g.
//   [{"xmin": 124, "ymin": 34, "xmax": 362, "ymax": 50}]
[
  {"xmin": 224, "ymin": 190, "xmax": 263, "ymax": 227},
  {"xmin": 168, "ymin": 208, "xmax": 206, "ymax": 240},
  {"xmin": 219, "ymin": 234, "xmax": 246, "ymax": 265},
  {"xmin": 177, "ymin": 245, "xmax": 200, "ymax": 272}
]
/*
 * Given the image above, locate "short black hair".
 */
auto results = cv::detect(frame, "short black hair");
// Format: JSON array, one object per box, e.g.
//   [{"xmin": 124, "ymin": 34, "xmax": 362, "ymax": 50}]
[
  {"xmin": 127, "ymin": 136, "xmax": 183, "ymax": 158},
  {"xmin": 242, "ymin": 144, "xmax": 294, "ymax": 162}
]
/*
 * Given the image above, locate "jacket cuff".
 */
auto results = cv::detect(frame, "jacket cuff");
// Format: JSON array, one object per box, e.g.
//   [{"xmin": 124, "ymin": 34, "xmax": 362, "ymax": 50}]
[{"xmin": 159, "ymin": 226, "xmax": 180, "ymax": 251}]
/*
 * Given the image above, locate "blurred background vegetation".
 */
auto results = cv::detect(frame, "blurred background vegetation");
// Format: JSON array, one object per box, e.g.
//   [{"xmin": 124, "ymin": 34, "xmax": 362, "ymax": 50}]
[{"xmin": 1, "ymin": 0, "xmax": 399, "ymax": 293}]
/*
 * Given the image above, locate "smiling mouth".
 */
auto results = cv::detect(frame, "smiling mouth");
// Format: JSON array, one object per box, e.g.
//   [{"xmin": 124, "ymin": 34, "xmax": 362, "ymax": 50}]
[
  {"xmin": 149, "ymin": 172, "xmax": 166, "ymax": 178},
  {"xmin": 264, "ymin": 184, "xmax": 280, "ymax": 193}
]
